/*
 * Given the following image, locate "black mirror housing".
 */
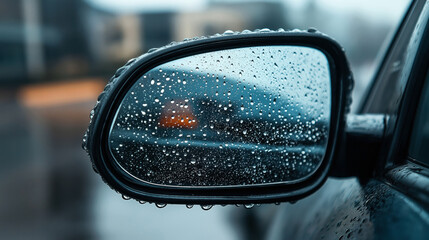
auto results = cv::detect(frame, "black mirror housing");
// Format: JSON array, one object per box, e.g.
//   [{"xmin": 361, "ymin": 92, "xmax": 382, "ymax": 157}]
[{"xmin": 83, "ymin": 29, "xmax": 353, "ymax": 205}]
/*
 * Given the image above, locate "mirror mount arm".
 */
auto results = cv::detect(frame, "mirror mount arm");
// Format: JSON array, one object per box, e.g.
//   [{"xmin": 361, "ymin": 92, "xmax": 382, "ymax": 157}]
[{"xmin": 329, "ymin": 114, "xmax": 387, "ymax": 180}]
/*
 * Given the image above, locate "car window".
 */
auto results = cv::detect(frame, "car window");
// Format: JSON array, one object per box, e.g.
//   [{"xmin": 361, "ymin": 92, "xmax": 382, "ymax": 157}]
[
  {"xmin": 409, "ymin": 73, "xmax": 429, "ymax": 166},
  {"xmin": 359, "ymin": 0, "xmax": 427, "ymax": 170},
  {"xmin": 362, "ymin": 0, "xmax": 426, "ymax": 114}
]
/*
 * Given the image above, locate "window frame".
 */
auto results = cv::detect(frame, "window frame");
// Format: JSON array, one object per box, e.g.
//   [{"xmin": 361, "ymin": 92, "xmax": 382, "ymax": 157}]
[
  {"xmin": 384, "ymin": 0, "xmax": 429, "ymax": 169},
  {"xmin": 376, "ymin": 0, "xmax": 429, "ymax": 207},
  {"xmin": 361, "ymin": 0, "xmax": 429, "ymax": 173},
  {"xmin": 408, "ymin": 72, "xmax": 429, "ymax": 167}
]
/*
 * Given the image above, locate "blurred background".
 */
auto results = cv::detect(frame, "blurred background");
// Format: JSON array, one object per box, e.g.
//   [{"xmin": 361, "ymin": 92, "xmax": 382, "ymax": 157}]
[{"xmin": 0, "ymin": 0, "xmax": 410, "ymax": 239}]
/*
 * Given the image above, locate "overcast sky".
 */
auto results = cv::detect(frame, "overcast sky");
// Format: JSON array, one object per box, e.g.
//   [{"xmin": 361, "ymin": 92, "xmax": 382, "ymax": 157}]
[{"xmin": 87, "ymin": 0, "xmax": 409, "ymax": 23}]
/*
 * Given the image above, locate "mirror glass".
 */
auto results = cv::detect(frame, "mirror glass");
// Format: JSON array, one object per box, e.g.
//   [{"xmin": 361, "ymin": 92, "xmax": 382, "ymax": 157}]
[{"xmin": 109, "ymin": 46, "xmax": 331, "ymax": 187}]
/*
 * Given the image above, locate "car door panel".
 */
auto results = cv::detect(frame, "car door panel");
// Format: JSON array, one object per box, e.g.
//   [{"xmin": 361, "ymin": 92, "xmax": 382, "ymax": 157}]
[{"xmin": 267, "ymin": 178, "xmax": 429, "ymax": 240}]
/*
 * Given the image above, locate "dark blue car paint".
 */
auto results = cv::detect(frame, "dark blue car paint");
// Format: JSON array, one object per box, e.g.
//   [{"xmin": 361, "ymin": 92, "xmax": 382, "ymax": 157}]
[{"xmin": 267, "ymin": 178, "xmax": 429, "ymax": 240}]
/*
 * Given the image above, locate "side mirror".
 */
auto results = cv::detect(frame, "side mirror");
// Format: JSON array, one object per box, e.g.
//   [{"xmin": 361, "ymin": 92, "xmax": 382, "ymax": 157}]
[{"xmin": 83, "ymin": 29, "xmax": 352, "ymax": 205}]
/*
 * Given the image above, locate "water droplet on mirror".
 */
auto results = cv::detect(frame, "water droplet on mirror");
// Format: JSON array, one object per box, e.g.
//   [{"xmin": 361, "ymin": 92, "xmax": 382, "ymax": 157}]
[
  {"xmin": 201, "ymin": 205, "xmax": 213, "ymax": 210},
  {"xmin": 122, "ymin": 195, "xmax": 131, "ymax": 200},
  {"xmin": 155, "ymin": 203, "xmax": 167, "ymax": 208},
  {"xmin": 186, "ymin": 204, "xmax": 194, "ymax": 209},
  {"xmin": 223, "ymin": 30, "xmax": 234, "ymax": 35},
  {"xmin": 244, "ymin": 204, "xmax": 254, "ymax": 209}
]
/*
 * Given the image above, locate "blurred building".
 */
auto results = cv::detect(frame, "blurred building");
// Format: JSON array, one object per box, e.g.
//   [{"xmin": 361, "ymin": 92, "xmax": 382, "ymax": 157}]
[
  {"xmin": 0, "ymin": 0, "xmax": 287, "ymax": 85},
  {"xmin": 82, "ymin": 8, "xmax": 176, "ymax": 71},
  {"xmin": 83, "ymin": 1, "xmax": 287, "ymax": 72},
  {"xmin": 83, "ymin": 8, "xmax": 143, "ymax": 69},
  {"xmin": 173, "ymin": 1, "xmax": 287, "ymax": 41},
  {"xmin": 0, "ymin": 0, "xmax": 394, "ymax": 101},
  {"xmin": 0, "ymin": 0, "xmax": 89, "ymax": 84},
  {"xmin": 0, "ymin": 0, "xmax": 30, "ymax": 83}
]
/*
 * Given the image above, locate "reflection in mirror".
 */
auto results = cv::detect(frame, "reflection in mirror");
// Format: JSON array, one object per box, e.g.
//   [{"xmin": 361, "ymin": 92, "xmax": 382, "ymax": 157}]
[{"xmin": 109, "ymin": 46, "xmax": 331, "ymax": 187}]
